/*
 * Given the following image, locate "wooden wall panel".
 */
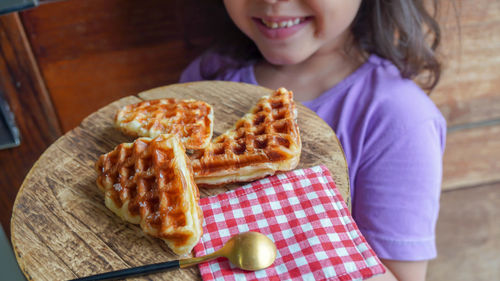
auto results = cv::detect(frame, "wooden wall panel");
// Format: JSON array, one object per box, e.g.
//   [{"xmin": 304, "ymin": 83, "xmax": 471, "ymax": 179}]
[
  {"xmin": 442, "ymin": 124, "xmax": 500, "ymax": 191},
  {"xmin": 427, "ymin": 182, "xmax": 500, "ymax": 281},
  {"xmin": 0, "ymin": 13, "xmax": 61, "ymax": 236},
  {"xmin": 427, "ymin": 1, "xmax": 500, "ymax": 278},
  {"xmin": 432, "ymin": 0, "xmax": 500, "ymax": 127},
  {"xmin": 431, "ymin": 0, "xmax": 500, "ymax": 190},
  {"xmin": 20, "ymin": 0, "xmax": 211, "ymax": 132}
]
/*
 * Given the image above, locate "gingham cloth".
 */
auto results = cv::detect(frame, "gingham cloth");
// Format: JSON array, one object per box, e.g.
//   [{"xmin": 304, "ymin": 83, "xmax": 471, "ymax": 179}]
[{"xmin": 194, "ymin": 165, "xmax": 385, "ymax": 281}]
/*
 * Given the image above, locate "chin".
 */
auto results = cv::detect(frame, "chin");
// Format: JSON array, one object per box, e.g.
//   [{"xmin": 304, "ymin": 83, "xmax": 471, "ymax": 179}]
[{"xmin": 261, "ymin": 51, "xmax": 309, "ymax": 66}]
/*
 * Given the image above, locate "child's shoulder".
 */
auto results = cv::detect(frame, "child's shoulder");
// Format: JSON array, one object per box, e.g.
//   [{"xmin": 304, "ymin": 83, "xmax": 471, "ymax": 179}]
[
  {"xmin": 346, "ymin": 55, "xmax": 446, "ymax": 133},
  {"xmin": 359, "ymin": 55, "xmax": 446, "ymax": 130}
]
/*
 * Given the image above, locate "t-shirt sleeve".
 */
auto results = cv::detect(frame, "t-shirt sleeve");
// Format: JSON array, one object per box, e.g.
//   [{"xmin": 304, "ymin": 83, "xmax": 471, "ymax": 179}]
[{"xmin": 353, "ymin": 116, "xmax": 446, "ymax": 261}]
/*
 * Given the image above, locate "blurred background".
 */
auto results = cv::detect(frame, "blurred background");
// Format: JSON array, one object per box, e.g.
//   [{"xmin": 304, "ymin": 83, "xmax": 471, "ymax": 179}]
[{"xmin": 0, "ymin": 0, "xmax": 498, "ymax": 280}]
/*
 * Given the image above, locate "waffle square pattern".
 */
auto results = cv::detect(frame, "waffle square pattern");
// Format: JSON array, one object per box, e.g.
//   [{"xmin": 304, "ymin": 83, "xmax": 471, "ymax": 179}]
[
  {"xmin": 115, "ymin": 98, "xmax": 214, "ymax": 150},
  {"xmin": 191, "ymin": 88, "xmax": 301, "ymax": 186},
  {"xmin": 95, "ymin": 134, "xmax": 203, "ymax": 255}
]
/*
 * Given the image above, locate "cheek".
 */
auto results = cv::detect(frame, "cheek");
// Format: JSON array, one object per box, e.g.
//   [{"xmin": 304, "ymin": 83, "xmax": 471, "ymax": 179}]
[
  {"xmin": 313, "ymin": 1, "xmax": 361, "ymax": 38},
  {"xmin": 223, "ymin": 1, "xmax": 251, "ymax": 36}
]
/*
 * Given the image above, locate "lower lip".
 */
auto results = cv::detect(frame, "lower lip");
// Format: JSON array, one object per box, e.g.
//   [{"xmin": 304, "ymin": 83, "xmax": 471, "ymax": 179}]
[{"xmin": 253, "ymin": 18, "xmax": 310, "ymax": 40}]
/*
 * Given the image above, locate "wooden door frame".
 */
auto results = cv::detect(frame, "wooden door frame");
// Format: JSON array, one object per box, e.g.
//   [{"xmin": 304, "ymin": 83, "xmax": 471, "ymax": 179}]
[{"xmin": 0, "ymin": 12, "xmax": 61, "ymax": 237}]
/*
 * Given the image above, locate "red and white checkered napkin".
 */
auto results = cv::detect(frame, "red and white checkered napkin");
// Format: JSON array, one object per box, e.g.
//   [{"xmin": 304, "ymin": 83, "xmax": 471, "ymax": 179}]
[{"xmin": 194, "ymin": 165, "xmax": 385, "ymax": 281}]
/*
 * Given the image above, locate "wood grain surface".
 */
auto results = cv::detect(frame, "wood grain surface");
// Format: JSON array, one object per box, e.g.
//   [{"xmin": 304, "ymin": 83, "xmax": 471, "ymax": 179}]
[
  {"xmin": 0, "ymin": 13, "xmax": 61, "ymax": 238},
  {"xmin": 10, "ymin": 81, "xmax": 350, "ymax": 281}
]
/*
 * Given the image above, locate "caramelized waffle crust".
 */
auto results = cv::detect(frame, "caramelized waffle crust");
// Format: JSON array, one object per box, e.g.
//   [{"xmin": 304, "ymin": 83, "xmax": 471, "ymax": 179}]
[
  {"xmin": 115, "ymin": 99, "xmax": 214, "ymax": 150},
  {"xmin": 95, "ymin": 134, "xmax": 203, "ymax": 255},
  {"xmin": 190, "ymin": 87, "xmax": 301, "ymax": 187}
]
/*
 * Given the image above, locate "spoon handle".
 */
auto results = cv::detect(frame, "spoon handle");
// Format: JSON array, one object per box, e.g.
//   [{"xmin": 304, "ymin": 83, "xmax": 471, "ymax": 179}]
[
  {"xmin": 69, "ymin": 260, "xmax": 180, "ymax": 281},
  {"xmin": 179, "ymin": 251, "xmax": 221, "ymax": 268}
]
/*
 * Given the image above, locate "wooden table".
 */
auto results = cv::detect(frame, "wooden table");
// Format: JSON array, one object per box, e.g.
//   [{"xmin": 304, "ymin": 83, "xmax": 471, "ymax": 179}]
[{"xmin": 11, "ymin": 81, "xmax": 350, "ymax": 281}]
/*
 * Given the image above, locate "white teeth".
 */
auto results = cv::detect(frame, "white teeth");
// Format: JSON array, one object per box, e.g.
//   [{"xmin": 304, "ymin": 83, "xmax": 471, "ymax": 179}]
[{"xmin": 261, "ymin": 18, "xmax": 303, "ymax": 29}]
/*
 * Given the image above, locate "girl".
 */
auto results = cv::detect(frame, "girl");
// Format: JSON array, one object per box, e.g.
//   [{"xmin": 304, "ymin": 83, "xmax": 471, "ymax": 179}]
[{"xmin": 180, "ymin": 1, "xmax": 446, "ymax": 280}]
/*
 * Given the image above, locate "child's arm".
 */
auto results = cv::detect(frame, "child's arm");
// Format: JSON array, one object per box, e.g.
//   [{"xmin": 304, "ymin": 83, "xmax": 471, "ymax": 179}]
[
  {"xmin": 382, "ymin": 259, "xmax": 428, "ymax": 281},
  {"xmin": 369, "ymin": 260, "xmax": 428, "ymax": 281}
]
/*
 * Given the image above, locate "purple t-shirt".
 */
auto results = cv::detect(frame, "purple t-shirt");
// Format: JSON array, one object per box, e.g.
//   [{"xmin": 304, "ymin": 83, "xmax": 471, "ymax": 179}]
[{"xmin": 180, "ymin": 52, "xmax": 446, "ymax": 261}]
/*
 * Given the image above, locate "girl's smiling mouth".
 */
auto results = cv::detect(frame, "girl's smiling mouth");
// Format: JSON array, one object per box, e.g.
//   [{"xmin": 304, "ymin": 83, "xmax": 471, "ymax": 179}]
[{"xmin": 252, "ymin": 16, "xmax": 312, "ymax": 40}]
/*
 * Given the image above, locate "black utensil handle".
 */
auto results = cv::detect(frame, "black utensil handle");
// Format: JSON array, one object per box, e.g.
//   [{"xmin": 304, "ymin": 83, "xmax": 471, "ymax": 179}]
[{"xmin": 69, "ymin": 260, "xmax": 180, "ymax": 281}]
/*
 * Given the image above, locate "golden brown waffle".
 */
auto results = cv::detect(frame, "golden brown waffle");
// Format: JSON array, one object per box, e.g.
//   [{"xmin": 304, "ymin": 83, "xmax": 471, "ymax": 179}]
[
  {"xmin": 115, "ymin": 99, "xmax": 214, "ymax": 150},
  {"xmin": 95, "ymin": 134, "xmax": 203, "ymax": 255},
  {"xmin": 190, "ymin": 87, "xmax": 301, "ymax": 186}
]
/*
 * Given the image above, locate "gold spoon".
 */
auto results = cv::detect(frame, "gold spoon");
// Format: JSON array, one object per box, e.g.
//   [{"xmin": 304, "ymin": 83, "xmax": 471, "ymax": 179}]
[{"xmin": 71, "ymin": 231, "xmax": 277, "ymax": 281}]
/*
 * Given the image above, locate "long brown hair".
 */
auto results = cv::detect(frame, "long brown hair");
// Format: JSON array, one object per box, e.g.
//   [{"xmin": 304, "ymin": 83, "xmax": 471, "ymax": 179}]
[
  {"xmin": 352, "ymin": 0, "xmax": 441, "ymax": 91},
  {"xmin": 182, "ymin": 0, "xmax": 442, "ymax": 92}
]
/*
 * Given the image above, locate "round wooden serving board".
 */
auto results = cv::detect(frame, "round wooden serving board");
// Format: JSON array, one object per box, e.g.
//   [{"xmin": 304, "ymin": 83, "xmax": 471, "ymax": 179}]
[{"xmin": 11, "ymin": 81, "xmax": 349, "ymax": 281}]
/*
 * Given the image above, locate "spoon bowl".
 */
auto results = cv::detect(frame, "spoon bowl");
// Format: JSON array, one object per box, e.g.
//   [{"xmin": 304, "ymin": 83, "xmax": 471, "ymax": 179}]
[
  {"xmin": 222, "ymin": 231, "xmax": 277, "ymax": 270},
  {"xmin": 180, "ymin": 231, "xmax": 277, "ymax": 271}
]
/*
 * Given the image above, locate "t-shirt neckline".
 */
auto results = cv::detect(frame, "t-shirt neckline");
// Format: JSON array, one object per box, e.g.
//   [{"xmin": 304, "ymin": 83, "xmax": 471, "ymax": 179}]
[{"xmin": 248, "ymin": 54, "xmax": 380, "ymax": 107}]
